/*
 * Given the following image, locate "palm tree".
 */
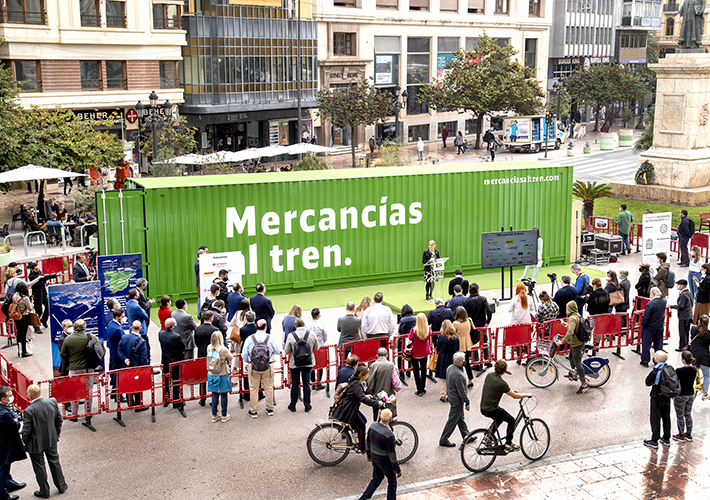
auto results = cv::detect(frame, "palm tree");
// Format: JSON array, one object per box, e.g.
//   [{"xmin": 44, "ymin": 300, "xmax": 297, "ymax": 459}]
[{"xmin": 573, "ymin": 181, "xmax": 612, "ymax": 219}]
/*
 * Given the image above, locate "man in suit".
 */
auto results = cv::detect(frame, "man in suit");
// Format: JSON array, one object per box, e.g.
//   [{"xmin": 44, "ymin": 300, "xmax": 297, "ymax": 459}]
[
  {"xmin": 159, "ymin": 318, "xmax": 185, "ymax": 412},
  {"xmin": 552, "ymin": 276, "xmax": 578, "ymax": 319},
  {"xmin": 104, "ymin": 298, "xmax": 118, "ymax": 328},
  {"xmin": 250, "ymin": 282, "xmax": 275, "ymax": 333},
  {"xmin": 640, "ymin": 287, "xmax": 668, "ymax": 367},
  {"xmin": 171, "ymin": 299, "xmax": 197, "ymax": 359},
  {"xmin": 0, "ymin": 387, "xmax": 26, "ymax": 500},
  {"xmin": 126, "ymin": 289, "xmax": 151, "ymax": 363},
  {"xmin": 195, "ymin": 311, "xmax": 219, "ymax": 406},
  {"xmin": 135, "ymin": 278, "xmax": 155, "ymax": 319},
  {"xmin": 427, "ymin": 299, "xmax": 454, "ymax": 333},
  {"xmin": 106, "ymin": 308, "xmax": 125, "ymax": 397},
  {"xmin": 239, "ymin": 311, "xmax": 257, "ymax": 345},
  {"xmin": 72, "ymin": 254, "xmax": 94, "ymax": 282},
  {"xmin": 463, "ymin": 283, "xmax": 493, "ymax": 369},
  {"xmin": 448, "ymin": 269, "xmax": 469, "ymax": 298},
  {"xmin": 117, "ymin": 321, "xmax": 150, "ymax": 409},
  {"xmin": 20, "ymin": 385, "xmax": 67, "ymax": 498},
  {"xmin": 227, "ymin": 283, "xmax": 246, "ymax": 322}
]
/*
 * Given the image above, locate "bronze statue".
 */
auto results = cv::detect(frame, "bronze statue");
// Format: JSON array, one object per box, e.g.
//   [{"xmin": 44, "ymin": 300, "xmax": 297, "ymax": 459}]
[{"xmin": 678, "ymin": 0, "xmax": 707, "ymax": 49}]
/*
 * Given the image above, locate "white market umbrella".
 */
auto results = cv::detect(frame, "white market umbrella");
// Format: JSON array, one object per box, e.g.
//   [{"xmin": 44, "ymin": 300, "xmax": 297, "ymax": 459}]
[
  {"xmin": 0, "ymin": 164, "xmax": 88, "ymax": 209},
  {"xmin": 283, "ymin": 143, "xmax": 337, "ymax": 155}
]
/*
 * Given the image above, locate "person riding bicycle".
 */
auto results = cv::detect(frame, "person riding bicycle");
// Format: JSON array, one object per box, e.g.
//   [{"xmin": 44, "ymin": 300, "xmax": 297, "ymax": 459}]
[
  {"xmin": 332, "ymin": 365, "xmax": 383, "ymax": 454},
  {"xmin": 556, "ymin": 301, "xmax": 589, "ymax": 394},
  {"xmin": 480, "ymin": 359, "xmax": 532, "ymax": 453}
]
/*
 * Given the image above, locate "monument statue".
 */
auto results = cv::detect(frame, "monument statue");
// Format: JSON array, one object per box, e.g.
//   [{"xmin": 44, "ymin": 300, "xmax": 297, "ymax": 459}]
[{"xmin": 678, "ymin": 0, "xmax": 707, "ymax": 50}]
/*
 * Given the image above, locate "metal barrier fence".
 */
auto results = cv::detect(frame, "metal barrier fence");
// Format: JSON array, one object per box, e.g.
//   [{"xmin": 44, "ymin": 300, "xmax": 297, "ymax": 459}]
[{"xmin": 0, "ymin": 250, "xmax": 91, "ymax": 301}]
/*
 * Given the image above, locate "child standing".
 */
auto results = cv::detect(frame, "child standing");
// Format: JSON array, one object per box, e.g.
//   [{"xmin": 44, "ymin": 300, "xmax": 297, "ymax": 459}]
[{"xmin": 673, "ymin": 350, "xmax": 698, "ymax": 442}]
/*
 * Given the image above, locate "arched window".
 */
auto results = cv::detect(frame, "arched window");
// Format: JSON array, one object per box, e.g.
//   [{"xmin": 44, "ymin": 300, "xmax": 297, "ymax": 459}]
[{"xmin": 666, "ymin": 18, "xmax": 675, "ymax": 37}]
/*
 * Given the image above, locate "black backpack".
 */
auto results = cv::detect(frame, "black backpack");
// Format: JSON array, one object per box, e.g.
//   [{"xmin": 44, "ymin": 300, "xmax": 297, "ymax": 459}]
[
  {"xmin": 84, "ymin": 333, "xmax": 106, "ymax": 369},
  {"xmin": 665, "ymin": 269, "xmax": 675, "ymax": 290},
  {"xmin": 688, "ymin": 218, "xmax": 696, "ymax": 236},
  {"xmin": 581, "ymin": 276, "xmax": 593, "ymax": 296},
  {"xmin": 213, "ymin": 279, "xmax": 229, "ymax": 304},
  {"xmin": 658, "ymin": 364, "xmax": 680, "ymax": 398},
  {"xmin": 575, "ymin": 314, "xmax": 592, "ymax": 343},
  {"xmin": 292, "ymin": 331, "xmax": 313, "ymax": 367}
]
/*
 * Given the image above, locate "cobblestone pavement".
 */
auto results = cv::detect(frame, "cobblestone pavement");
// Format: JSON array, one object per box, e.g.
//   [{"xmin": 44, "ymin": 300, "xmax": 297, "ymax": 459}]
[{"xmin": 337, "ymin": 431, "xmax": 709, "ymax": 500}]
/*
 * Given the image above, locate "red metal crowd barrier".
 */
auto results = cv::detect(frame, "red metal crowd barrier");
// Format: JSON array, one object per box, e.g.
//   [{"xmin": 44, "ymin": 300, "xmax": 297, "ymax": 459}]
[
  {"xmin": 342, "ymin": 338, "xmax": 382, "ymax": 366},
  {"xmin": 590, "ymin": 314, "xmax": 626, "ymax": 350},
  {"xmin": 390, "ymin": 334, "xmax": 413, "ymax": 377},
  {"xmin": 0, "ymin": 250, "xmax": 91, "ymax": 300},
  {"xmin": 470, "ymin": 327, "xmax": 495, "ymax": 366},
  {"xmin": 0, "ymin": 312, "xmax": 17, "ymax": 348},
  {"xmin": 0, "ymin": 352, "xmax": 10, "ymax": 386},
  {"xmin": 10, "ymin": 364, "xmax": 33, "ymax": 412},
  {"xmin": 103, "ymin": 366, "xmax": 163, "ymax": 426},
  {"xmin": 538, "ymin": 319, "xmax": 570, "ymax": 355},
  {"xmin": 586, "ymin": 216, "xmax": 617, "ymax": 235},
  {"xmin": 42, "ymin": 372, "xmax": 102, "ymax": 422},
  {"xmin": 169, "ymin": 358, "xmax": 208, "ymax": 404},
  {"xmin": 498, "ymin": 323, "xmax": 536, "ymax": 363}
]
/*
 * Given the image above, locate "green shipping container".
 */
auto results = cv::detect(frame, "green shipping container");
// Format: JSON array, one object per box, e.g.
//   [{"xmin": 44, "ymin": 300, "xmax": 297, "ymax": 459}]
[{"xmin": 96, "ymin": 162, "xmax": 573, "ymax": 299}]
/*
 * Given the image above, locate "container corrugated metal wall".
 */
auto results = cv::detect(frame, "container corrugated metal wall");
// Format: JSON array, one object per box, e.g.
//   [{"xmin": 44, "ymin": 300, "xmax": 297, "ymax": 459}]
[{"xmin": 97, "ymin": 162, "xmax": 573, "ymax": 299}]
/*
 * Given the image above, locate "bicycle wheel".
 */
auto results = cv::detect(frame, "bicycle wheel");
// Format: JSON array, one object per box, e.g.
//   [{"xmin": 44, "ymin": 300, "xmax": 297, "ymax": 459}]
[
  {"xmin": 306, "ymin": 422, "xmax": 352, "ymax": 466},
  {"xmin": 460, "ymin": 429, "xmax": 498, "ymax": 473},
  {"xmin": 390, "ymin": 421, "xmax": 418, "ymax": 464},
  {"xmin": 525, "ymin": 357, "xmax": 557, "ymax": 388},
  {"xmin": 584, "ymin": 360, "xmax": 611, "ymax": 388},
  {"xmin": 520, "ymin": 418, "xmax": 550, "ymax": 461}
]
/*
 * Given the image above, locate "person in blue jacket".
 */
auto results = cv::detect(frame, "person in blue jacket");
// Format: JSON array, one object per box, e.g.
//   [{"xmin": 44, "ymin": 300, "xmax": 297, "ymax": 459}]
[
  {"xmin": 126, "ymin": 288, "xmax": 150, "ymax": 362},
  {"xmin": 106, "ymin": 308, "xmax": 126, "ymax": 397},
  {"xmin": 640, "ymin": 288, "xmax": 668, "ymax": 367},
  {"xmin": 571, "ymin": 264, "xmax": 590, "ymax": 310},
  {"xmin": 117, "ymin": 321, "xmax": 150, "ymax": 408}
]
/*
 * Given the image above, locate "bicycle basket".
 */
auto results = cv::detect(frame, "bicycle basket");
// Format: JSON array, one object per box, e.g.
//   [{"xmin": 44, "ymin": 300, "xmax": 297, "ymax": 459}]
[{"xmin": 537, "ymin": 340, "xmax": 554, "ymax": 357}]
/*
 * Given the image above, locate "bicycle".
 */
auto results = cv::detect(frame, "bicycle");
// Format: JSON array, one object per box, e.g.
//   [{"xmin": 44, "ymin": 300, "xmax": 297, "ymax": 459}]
[
  {"xmin": 460, "ymin": 396, "xmax": 549, "ymax": 473},
  {"xmin": 306, "ymin": 401, "xmax": 419, "ymax": 466},
  {"xmin": 525, "ymin": 333, "xmax": 612, "ymax": 389}
]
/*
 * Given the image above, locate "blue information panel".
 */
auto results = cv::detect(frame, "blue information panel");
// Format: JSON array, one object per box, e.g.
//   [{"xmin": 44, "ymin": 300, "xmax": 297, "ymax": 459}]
[
  {"xmin": 48, "ymin": 281, "xmax": 103, "ymax": 370},
  {"xmin": 97, "ymin": 253, "xmax": 143, "ymax": 334},
  {"xmin": 481, "ymin": 230, "xmax": 539, "ymax": 270}
]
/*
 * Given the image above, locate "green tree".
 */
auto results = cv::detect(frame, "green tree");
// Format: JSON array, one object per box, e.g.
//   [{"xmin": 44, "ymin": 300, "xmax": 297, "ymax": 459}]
[
  {"xmin": 573, "ymin": 181, "xmax": 612, "ymax": 218},
  {"xmin": 633, "ymin": 105, "xmax": 655, "ymax": 154},
  {"xmin": 566, "ymin": 64, "xmax": 647, "ymax": 132},
  {"xmin": 317, "ymin": 78, "xmax": 389, "ymax": 168},
  {"xmin": 140, "ymin": 117, "xmax": 197, "ymax": 177},
  {"xmin": 292, "ymin": 153, "xmax": 330, "ymax": 171},
  {"xmin": 376, "ymin": 140, "xmax": 413, "ymax": 167},
  {"xmin": 419, "ymin": 34, "xmax": 544, "ymax": 149}
]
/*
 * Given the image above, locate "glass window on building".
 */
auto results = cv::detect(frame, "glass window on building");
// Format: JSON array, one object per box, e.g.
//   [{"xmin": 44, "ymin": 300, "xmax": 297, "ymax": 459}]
[
  {"xmin": 408, "ymin": 124, "xmax": 429, "ymax": 142},
  {"xmin": 495, "ymin": 38, "xmax": 510, "ymax": 47},
  {"xmin": 437, "ymin": 37, "xmax": 458, "ymax": 80},
  {"xmin": 495, "ymin": 0, "xmax": 509, "ymax": 14},
  {"xmin": 106, "ymin": 0, "xmax": 126, "ymax": 28},
  {"xmin": 465, "ymin": 37, "xmax": 480, "ymax": 51},
  {"xmin": 410, "ymin": 0, "xmax": 429, "ymax": 11},
  {"xmin": 464, "ymin": 118, "xmax": 478, "ymax": 135},
  {"xmin": 407, "ymin": 37, "xmax": 429, "ymax": 115},
  {"xmin": 468, "ymin": 0, "xmax": 484, "ymax": 14},
  {"xmin": 374, "ymin": 36, "xmax": 400, "ymax": 94},
  {"xmin": 524, "ymin": 39, "xmax": 537, "ymax": 75},
  {"xmin": 3, "ymin": 0, "xmax": 45, "ymax": 24},
  {"xmin": 80, "ymin": 61, "xmax": 101, "ymax": 90},
  {"xmin": 334, "ymin": 32, "xmax": 355, "ymax": 56},
  {"xmin": 153, "ymin": 1, "xmax": 181, "ymax": 30},
  {"xmin": 529, "ymin": 0, "xmax": 540, "ymax": 16},
  {"xmin": 160, "ymin": 61, "xmax": 178, "ymax": 89},
  {"xmin": 80, "ymin": 0, "xmax": 100, "ymax": 27},
  {"xmin": 377, "ymin": 0, "xmax": 398, "ymax": 9},
  {"xmin": 334, "ymin": 0, "xmax": 356, "ymax": 7},
  {"xmin": 105, "ymin": 61, "xmax": 125, "ymax": 89},
  {"xmin": 13, "ymin": 61, "xmax": 40, "ymax": 91},
  {"xmin": 437, "ymin": 121, "xmax": 457, "ymax": 138},
  {"xmin": 440, "ymin": 0, "xmax": 457, "ymax": 13}
]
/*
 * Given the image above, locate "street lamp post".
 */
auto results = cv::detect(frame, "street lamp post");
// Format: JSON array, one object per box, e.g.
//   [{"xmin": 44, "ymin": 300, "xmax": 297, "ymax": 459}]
[
  {"xmin": 390, "ymin": 84, "xmax": 408, "ymax": 143},
  {"xmin": 636, "ymin": 75, "xmax": 650, "ymax": 130},
  {"xmin": 553, "ymin": 80, "xmax": 568, "ymax": 124},
  {"xmin": 136, "ymin": 91, "xmax": 173, "ymax": 171}
]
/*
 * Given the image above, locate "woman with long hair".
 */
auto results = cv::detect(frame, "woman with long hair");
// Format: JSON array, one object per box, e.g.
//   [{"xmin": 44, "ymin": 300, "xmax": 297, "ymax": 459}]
[
  {"xmin": 331, "ymin": 365, "xmax": 382, "ymax": 453},
  {"xmin": 617, "ymin": 270, "xmax": 631, "ymax": 313},
  {"xmin": 587, "ymin": 277, "xmax": 610, "ymax": 316},
  {"xmin": 673, "ymin": 350, "xmax": 698, "ymax": 442},
  {"xmin": 636, "ymin": 263, "xmax": 652, "ymax": 298},
  {"xmin": 689, "ymin": 314, "xmax": 710, "ymax": 399},
  {"xmin": 435, "ymin": 320, "xmax": 459, "ymax": 402},
  {"xmin": 282, "ymin": 304, "xmax": 302, "ymax": 344},
  {"xmin": 355, "ymin": 296, "xmax": 371, "ymax": 318},
  {"xmin": 508, "ymin": 282, "xmax": 532, "ymax": 364},
  {"xmin": 535, "ymin": 291, "xmax": 559, "ymax": 333},
  {"xmin": 12, "ymin": 282, "xmax": 34, "ymax": 357},
  {"xmin": 453, "ymin": 306, "xmax": 475, "ymax": 387},
  {"xmin": 407, "ymin": 313, "xmax": 432, "ymax": 396},
  {"xmin": 158, "ymin": 295, "xmax": 172, "ymax": 330},
  {"xmin": 229, "ymin": 298, "xmax": 251, "ymax": 354},
  {"xmin": 206, "ymin": 331, "xmax": 233, "ymax": 423},
  {"xmin": 693, "ymin": 264, "xmax": 710, "ymax": 324},
  {"xmin": 422, "ymin": 240, "xmax": 439, "ymax": 301},
  {"xmin": 689, "ymin": 245, "xmax": 703, "ymax": 301}
]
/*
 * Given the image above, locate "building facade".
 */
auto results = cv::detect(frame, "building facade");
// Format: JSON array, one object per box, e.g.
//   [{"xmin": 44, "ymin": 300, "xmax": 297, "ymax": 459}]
[
  {"xmin": 0, "ymin": 0, "xmax": 185, "ymax": 162},
  {"xmin": 615, "ymin": 0, "xmax": 661, "ymax": 71},
  {"xmin": 657, "ymin": 1, "xmax": 708, "ymax": 56},
  {"xmin": 179, "ymin": 0, "xmax": 317, "ymax": 152},
  {"xmin": 314, "ymin": 0, "xmax": 552, "ymax": 148}
]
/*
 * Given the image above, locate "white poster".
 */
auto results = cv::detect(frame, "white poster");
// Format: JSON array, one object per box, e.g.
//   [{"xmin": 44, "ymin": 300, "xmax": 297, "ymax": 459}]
[
  {"xmin": 199, "ymin": 252, "xmax": 244, "ymax": 305},
  {"xmin": 375, "ymin": 55, "xmax": 393, "ymax": 85},
  {"xmin": 642, "ymin": 212, "xmax": 672, "ymax": 265}
]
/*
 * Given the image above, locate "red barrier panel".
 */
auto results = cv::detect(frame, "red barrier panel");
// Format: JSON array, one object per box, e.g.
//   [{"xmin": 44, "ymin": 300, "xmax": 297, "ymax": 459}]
[
  {"xmin": 390, "ymin": 334, "xmax": 412, "ymax": 376},
  {"xmin": 103, "ymin": 365, "xmax": 162, "ymax": 413},
  {"xmin": 0, "ymin": 313, "xmax": 16, "ymax": 348},
  {"xmin": 0, "ymin": 251, "xmax": 91, "ymax": 300},
  {"xmin": 497, "ymin": 323, "xmax": 536, "ymax": 363},
  {"xmin": 691, "ymin": 232, "xmax": 710, "ymax": 261},
  {"xmin": 342, "ymin": 338, "xmax": 382, "ymax": 365},
  {"xmin": 634, "ymin": 296, "xmax": 651, "ymax": 312},
  {"xmin": 590, "ymin": 314, "xmax": 626, "ymax": 350},
  {"xmin": 470, "ymin": 328, "xmax": 495, "ymax": 366},
  {"xmin": 538, "ymin": 319, "xmax": 570, "ymax": 355},
  {"xmin": 10, "ymin": 365, "xmax": 33, "ymax": 412},
  {"xmin": 285, "ymin": 345, "xmax": 339, "ymax": 391},
  {"xmin": 586, "ymin": 216, "xmax": 617, "ymax": 235},
  {"xmin": 41, "ymin": 373, "xmax": 102, "ymax": 420},
  {"xmin": 169, "ymin": 358, "xmax": 208, "ymax": 404}
]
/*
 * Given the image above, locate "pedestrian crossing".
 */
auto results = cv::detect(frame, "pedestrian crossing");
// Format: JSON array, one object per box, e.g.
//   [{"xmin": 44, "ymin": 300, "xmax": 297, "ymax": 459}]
[{"xmin": 544, "ymin": 150, "xmax": 640, "ymax": 183}]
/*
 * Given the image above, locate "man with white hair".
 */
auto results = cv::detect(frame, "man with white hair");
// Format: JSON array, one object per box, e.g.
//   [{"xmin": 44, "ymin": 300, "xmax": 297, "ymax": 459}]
[
  {"xmin": 365, "ymin": 348, "xmax": 401, "ymax": 421},
  {"xmin": 640, "ymin": 287, "xmax": 667, "ymax": 367},
  {"xmin": 359, "ymin": 409, "xmax": 401, "ymax": 500},
  {"xmin": 439, "ymin": 352, "xmax": 470, "ymax": 447}
]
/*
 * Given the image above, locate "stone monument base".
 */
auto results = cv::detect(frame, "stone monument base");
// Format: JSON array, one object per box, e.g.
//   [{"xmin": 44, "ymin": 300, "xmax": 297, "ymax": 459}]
[
  {"xmin": 610, "ymin": 180, "xmax": 710, "ymax": 206},
  {"xmin": 638, "ymin": 147, "xmax": 710, "ymax": 189}
]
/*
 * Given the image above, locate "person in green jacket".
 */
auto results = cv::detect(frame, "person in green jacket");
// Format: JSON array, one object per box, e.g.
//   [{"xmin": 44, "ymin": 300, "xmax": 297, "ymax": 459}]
[
  {"xmin": 556, "ymin": 301, "xmax": 588, "ymax": 394},
  {"xmin": 617, "ymin": 204, "xmax": 633, "ymax": 255}
]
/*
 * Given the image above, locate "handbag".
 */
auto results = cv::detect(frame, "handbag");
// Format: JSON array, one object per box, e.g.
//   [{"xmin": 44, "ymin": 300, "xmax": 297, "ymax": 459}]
[
  {"xmin": 229, "ymin": 325, "xmax": 241, "ymax": 344},
  {"xmin": 29, "ymin": 313, "xmax": 41, "ymax": 328},
  {"xmin": 403, "ymin": 339, "xmax": 413, "ymax": 361},
  {"xmin": 427, "ymin": 351, "xmax": 438, "ymax": 371},
  {"xmin": 609, "ymin": 290, "xmax": 625, "ymax": 307},
  {"xmin": 468, "ymin": 318, "xmax": 481, "ymax": 345}
]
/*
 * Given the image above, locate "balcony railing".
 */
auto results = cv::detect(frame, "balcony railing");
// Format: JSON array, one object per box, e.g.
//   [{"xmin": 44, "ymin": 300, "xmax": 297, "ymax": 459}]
[
  {"xmin": 663, "ymin": 3, "xmax": 679, "ymax": 12},
  {"xmin": 106, "ymin": 14, "xmax": 126, "ymax": 28},
  {"xmin": 0, "ymin": 8, "xmax": 47, "ymax": 25},
  {"xmin": 80, "ymin": 13, "xmax": 101, "ymax": 27}
]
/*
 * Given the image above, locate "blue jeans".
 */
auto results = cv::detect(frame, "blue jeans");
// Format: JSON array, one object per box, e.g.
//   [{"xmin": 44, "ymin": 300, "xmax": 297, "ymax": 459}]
[
  {"xmin": 700, "ymin": 364, "xmax": 709, "ymax": 394},
  {"xmin": 211, "ymin": 392, "xmax": 228, "ymax": 417},
  {"xmin": 359, "ymin": 457, "xmax": 397, "ymax": 500},
  {"xmin": 689, "ymin": 271, "xmax": 701, "ymax": 301},
  {"xmin": 619, "ymin": 232, "xmax": 631, "ymax": 252},
  {"xmin": 289, "ymin": 367, "xmax": 312, "ymax": 410}
]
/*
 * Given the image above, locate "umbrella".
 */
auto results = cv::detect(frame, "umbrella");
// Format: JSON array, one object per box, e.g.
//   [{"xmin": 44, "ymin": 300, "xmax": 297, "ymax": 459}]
[
  {"xmin": 283, "ymin": 143, "xmax": 337, "ymax": 155},
  {"xmin": 0, "ymin": 164, "xmax": 88, "ymax": 209}
]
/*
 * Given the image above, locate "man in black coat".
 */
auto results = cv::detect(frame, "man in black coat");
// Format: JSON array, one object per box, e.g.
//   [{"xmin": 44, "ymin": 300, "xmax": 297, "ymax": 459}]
[
  {"xmin": 159, "ymin": 318, "xmax": 185, "ymax": 411},
  {"xmin": 448, "ymin": 270, "xmax": 469, "ymax": 298},
  {"xmin": 670, "ymin": 279, "xmax": 693, "ymax": 351},
  {"xmin": 239, "ymin": 311, "xmax": 257, "ymax": 345},
  {"xmin": 552, "ymin": 276, "xmax": 579, "ymax": 319},
  {"xmin": 427, "ymin": 299, "xmax": 454, "ymax": 332},
  {"xmin": 135, "ymin": 278, "xmax": 155, "ymax": 319},
  {"xmin": 677, "ymin": 209, "xmax": 693, "ymax": 267},
  {"xmin": 463, "ymin": 283, "xmax": 493, "ymax": 368},
  {"xmin": 21, "ymin": 385, "xmax": 67, "ymax": 498},
  {"xmin": 0, "ymin": 387, "xmax": 26, "ymax": 500},
  {"xmin": 249, "ymin": 282, "xmax": 275, "ymax": 333},
  {"xmin": 194, "ymin": 311, "xmax": 219, "ymax": 406},
  {"xmin": 640, "ymin": 287, "xmax": 667, "ymax": 367},
  {"xmin": 71, "ymin": 254, "xmax": 94, "ymax": 283}
]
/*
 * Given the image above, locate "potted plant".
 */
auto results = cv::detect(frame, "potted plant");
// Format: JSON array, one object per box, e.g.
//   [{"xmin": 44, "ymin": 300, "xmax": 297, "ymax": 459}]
[
  {"xmin": 0, "ymin": 244, "xmax": 14, "ymax": 267},
  {"xmin": 567, "ymin": 140, "xmax": 575, "ymax": 156},
  {"xmin": 583, "ymin": 141, "xmax": 592, "ymax": 154}
]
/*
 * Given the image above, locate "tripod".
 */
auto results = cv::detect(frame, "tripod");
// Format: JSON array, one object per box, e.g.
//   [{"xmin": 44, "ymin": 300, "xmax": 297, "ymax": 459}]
[
  {"xmin": 549, "ymin": 276, "xmax": 559, "ymax": 296},
  {"xmin": 521, "ymin": 279, "xmax": 539, "ymax": 313}
]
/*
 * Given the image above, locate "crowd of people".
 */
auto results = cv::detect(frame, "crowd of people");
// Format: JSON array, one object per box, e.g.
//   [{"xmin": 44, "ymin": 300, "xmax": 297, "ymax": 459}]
[{"xmin": 16, "ymin": 199, "xmax": 96, "ymax": 245}]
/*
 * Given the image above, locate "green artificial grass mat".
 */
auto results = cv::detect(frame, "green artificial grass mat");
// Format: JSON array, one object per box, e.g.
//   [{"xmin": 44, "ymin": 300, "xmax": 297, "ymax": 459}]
[
  {"xmin": 576, "ymin": 196, "xmax": 710, "ymax": 228},
  {"xmin": 179, "ymin": 265, "xmax": 604, "ymax": 317}
]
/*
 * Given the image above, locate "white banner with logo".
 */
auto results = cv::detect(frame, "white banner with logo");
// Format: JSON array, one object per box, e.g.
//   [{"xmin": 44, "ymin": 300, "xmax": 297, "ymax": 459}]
[
  {"xmin": 642, "ymin": 212, "xmax": 672, "ymax": 266},
  {"xmin": 199, "ymin": 252, "xmax": 243, "ymax": 305}
]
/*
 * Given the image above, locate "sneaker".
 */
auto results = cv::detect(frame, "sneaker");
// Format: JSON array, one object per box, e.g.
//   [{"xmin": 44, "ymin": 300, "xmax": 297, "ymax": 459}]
[
  {"xmin": 643, "ymin": 439, "xmax": 658, "ymax": 449},
  {"xmin": 221, "ymin": 414, "xmax": 231, "ymax": 423},
  {"xmin": 659, "ymin": 438, "xmax": 671, "ymax": 446},
  {"xmin": 577, "ymin": 385, "xmax": 589, "ymax": 395},
  {"xmin": 684, "ymin": 433, "xmax": 693, "ymax": 442},
  {"xmin": 672, "ymin": 434, "xmax": 686, "ymax": 442},
  {"xmin": 504, "ymin": 443, "xmax": 520, "ymax": 453},
  {"xmin": 248, "ymin": 411, "xmax": 258, "ymax": 419},
  {"xmin": 212, "ymin": 415, "xmax": 220, "ymax": 423},
  {"xmin": 266, "ymin": 409, "xmax": 274, "ymax": 416}
]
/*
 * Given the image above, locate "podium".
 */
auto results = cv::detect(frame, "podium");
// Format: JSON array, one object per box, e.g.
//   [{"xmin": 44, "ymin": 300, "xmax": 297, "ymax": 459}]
[{"xmin": 426, "ymin": 257, "xmax": 448, "ymax": 302}]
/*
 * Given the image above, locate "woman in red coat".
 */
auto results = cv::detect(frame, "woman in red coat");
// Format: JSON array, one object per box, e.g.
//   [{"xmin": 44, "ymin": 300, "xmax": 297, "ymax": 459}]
[{"xmin": 158, "ymin": 295, "xmax": 173, "ymax": 330}]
